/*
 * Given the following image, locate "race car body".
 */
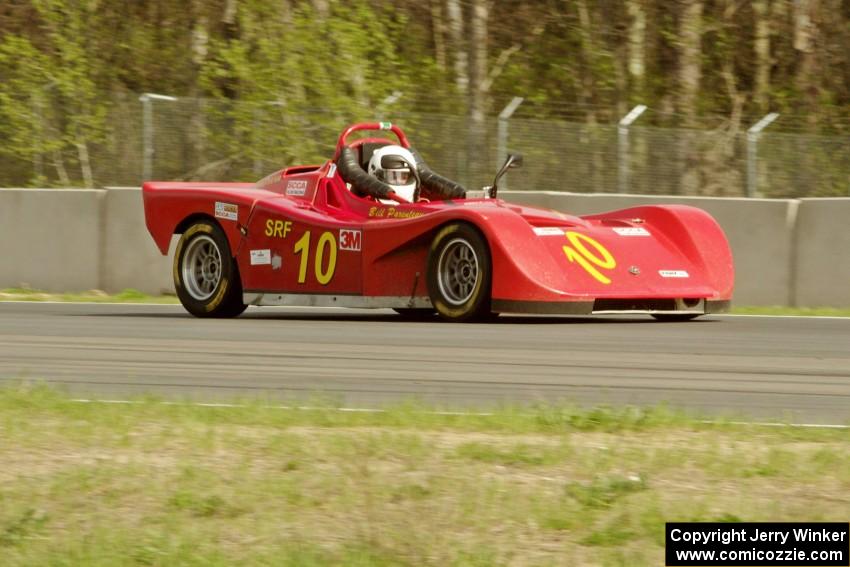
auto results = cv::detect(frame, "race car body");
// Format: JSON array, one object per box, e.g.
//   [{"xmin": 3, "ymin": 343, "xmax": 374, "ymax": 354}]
[{"xmin": 143, "ymin": 123, "xmax": 733, "ymax": 321}]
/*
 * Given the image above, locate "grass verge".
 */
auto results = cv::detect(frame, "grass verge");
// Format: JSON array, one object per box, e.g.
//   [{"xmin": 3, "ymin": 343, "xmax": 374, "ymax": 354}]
[
  {"xmin": 0, "ymin": 288, "xmax": 178, "ymax": 304},
  {"xmin": 1, "ymin": 385, "xmax": 848, "ymax": 566}
]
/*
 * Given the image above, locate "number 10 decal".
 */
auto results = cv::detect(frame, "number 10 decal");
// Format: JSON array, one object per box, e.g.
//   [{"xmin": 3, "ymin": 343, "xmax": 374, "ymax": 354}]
[
  {"xmin": 293, "ymin": 230, "xmax": 337, "ymax": 285},
  {"xmin": 563, "ymin": 231, "xmax": 616, "ymax": 285}
]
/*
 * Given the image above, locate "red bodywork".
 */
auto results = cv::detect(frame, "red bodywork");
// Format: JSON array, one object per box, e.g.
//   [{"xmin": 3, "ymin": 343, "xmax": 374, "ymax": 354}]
[{"xmin": 143, "ymin": 123, "xmax": 733, "ymax": 315}]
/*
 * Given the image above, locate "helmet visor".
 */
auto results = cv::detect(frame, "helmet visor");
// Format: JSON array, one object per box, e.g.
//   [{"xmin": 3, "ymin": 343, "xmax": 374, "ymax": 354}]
[{"xmin": 385, "ymin": 168, "xmax": 411, "ymax": 186}]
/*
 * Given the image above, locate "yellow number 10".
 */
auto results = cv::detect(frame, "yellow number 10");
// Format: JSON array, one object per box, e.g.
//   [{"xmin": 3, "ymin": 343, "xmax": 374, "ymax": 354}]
[
  {"xmin": 294, "ymin": 231, "xmax": 337, "ymax": 285},
  {"xmin": 563, "ymin": 231, "xmax": 616, "ymax": 285}
]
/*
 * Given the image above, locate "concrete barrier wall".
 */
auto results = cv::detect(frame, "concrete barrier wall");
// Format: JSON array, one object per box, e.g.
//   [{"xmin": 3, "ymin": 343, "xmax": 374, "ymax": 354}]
[
  {"xmin": 793, "ymin": 199, "xmax": 850, "ymax": 307},
  {"xmin": 102, "ymin": 188, "xmax": 174, "ymax": 295},
  {"xmin": 0, "ymin": 189, "xmax": 104, "ymax": 292},
  {"xmin": 0, "ymin": 187, "xmax": 848, "ymax": 307},
  {"xmin": 504, "ymin": 192, "xmax": 797, "ymax": 306}
]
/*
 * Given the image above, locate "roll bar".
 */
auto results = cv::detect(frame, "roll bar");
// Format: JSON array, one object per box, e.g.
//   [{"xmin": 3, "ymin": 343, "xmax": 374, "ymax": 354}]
[{"xmin": 334, "ymin": 122, "xmax": 410, "ymax": 159}]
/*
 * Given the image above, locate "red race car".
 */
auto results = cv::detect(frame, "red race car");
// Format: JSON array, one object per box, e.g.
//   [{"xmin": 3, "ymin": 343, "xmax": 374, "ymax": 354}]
[{"xmin": 143, "ymin": 122, "xmax": 733, "ymax": 322}]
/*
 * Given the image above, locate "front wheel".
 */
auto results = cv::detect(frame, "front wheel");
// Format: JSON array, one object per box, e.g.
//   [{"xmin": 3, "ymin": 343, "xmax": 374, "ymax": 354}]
[
  {"xmin": 173, "ymin": 220, "xmax": 247, "ymax": 318},
  {"xmin": 426, "ymin": 223, "xmax": 492, "ymax": 322}
]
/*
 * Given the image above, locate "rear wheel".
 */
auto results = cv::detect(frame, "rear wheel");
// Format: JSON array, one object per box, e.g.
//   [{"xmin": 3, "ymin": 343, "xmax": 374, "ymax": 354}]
[
  {"xmin": 174, "ymin": 220, "xmax": 247, "ymax": 318},
  {"xmin": 426, "ymin": 223, "xmax": 492, "ymax": 322},
  {"xmin": 651, "ymin": 314, "xmax": 700, "ymax": 322}
]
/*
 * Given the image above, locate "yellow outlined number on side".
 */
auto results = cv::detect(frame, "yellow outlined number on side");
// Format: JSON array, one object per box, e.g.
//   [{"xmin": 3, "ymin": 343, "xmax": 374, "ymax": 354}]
[
  {"xmin": 293, "ymin": 230, "xmax": 338, "ymax": 285},
  {"xmin": 563, "ymin": 231, "xmax": 616, "ymax": 285}
]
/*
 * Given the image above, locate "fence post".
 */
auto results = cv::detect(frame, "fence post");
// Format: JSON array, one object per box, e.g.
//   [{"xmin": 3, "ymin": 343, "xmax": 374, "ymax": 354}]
[
  {"xmin": 618, "ymin": 104, "xmax": 647, "ymax": 194},
  {"xmin": 378, "ymin": 90, "xmax": 403, "ymax": 118},
  {"xmin": 496, "ymin": 97, "xmax": 524, "ymax": 190},
  {"xmin": 746, "ymin": 112, "xmax": 779, "ymax": 198},
  {"xmin": 139, "ymin": 93, "xmax": 178, "ymax": 182}
]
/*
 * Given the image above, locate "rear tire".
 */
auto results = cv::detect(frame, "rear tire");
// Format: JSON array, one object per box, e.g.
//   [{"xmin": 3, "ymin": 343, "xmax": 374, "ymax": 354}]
[
  {"xmin": 426, "ymin": 223, "xmax": 492, "ymax": 322},
  {"xmin": 173, "ymin": 220, "xmax": 247, "ymax": 318}
]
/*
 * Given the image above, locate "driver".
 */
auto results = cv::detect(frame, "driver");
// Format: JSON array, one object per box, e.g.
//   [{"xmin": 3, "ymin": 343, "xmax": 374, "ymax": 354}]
[{"xmin": 367, "ymin": 145, "xmax": 419, "ymax": 202}]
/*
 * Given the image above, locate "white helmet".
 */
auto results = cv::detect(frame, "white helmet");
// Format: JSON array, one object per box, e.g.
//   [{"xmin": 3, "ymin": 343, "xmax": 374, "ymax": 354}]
[{"xmin": 367, "ymin": 145, "xmax": 418, "ymax": 202}]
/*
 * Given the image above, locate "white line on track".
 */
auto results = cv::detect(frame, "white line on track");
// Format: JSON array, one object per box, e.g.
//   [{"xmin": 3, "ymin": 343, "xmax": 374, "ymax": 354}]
[
  {"xmin": 68, "ymin": 397, "xmax": 849, "ymax": 429},
  {"xmin": 69, "ymin": 398, "xmax": 489, "ymax": 416}
]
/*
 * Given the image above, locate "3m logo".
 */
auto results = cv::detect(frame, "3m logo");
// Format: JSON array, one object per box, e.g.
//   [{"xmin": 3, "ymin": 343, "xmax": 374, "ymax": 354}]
[{"xmin": 340, "ymin": 229, "xmax": 362, "ymax": 251}]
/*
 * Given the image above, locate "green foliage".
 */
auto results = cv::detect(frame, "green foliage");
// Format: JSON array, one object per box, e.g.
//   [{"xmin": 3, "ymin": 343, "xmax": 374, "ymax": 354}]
[
  {"xmin": 0, "ymin": 36, "xmax": 53, "ymax": 162},
  {"xmin": 0, "ymin": 1, "xmax": 848, "ymax": 194}
]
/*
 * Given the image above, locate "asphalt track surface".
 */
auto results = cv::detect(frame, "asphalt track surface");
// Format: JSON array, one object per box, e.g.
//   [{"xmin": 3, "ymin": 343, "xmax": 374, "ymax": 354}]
[{"xmin": 1, "ymin": 302, "xmax": 849, "ymax": 424}]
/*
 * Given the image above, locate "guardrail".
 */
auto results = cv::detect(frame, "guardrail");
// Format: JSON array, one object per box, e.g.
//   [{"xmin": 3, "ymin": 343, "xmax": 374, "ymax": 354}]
[{"xmin": 1, "ymin": 188, "xmax": 847, "ymax": 307}]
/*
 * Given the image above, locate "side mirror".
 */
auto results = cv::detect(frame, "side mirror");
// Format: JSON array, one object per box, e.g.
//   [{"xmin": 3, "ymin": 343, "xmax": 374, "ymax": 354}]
[{"xmin": 489, "ymin": 153, "xmax": 523, "ymax": 198}]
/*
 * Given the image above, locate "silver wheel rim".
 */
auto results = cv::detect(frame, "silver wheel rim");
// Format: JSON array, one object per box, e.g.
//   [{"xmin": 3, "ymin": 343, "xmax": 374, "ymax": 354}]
[
  {"xmin": 437, "ymin": 238, "xmax": 479, "ymax": 306},
  {"xmin": 182, "ymin": 235, "xmax": 222, "ymax": 301}
]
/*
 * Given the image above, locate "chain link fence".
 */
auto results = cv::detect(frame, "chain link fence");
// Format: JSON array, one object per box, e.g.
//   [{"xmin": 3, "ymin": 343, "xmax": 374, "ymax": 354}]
[{"xmin": 1, "ymin": 93, "xmax": 847, "ymax": 197}]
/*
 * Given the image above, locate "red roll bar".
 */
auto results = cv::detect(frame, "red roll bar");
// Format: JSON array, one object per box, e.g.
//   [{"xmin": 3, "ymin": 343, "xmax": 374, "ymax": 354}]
[{"xmin": 334, "ymin": 122, "xmax": 411, "ymax": 159}]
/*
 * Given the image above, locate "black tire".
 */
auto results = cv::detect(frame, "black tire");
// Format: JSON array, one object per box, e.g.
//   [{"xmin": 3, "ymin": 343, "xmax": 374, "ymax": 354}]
[
  {"xmin": 393, "ymin": 308, "xmax": 437, "ymax": 320},
  {"xmin": 426, "ymin": 223, "xmax": 492, "ymax": 322},
  {"xmin": 651, "ymin": 314, "xmax": 700, "ymax": 322},
  {"xmin": 173, "ymin": 219, "xmax": 247, "ymax": 318}
]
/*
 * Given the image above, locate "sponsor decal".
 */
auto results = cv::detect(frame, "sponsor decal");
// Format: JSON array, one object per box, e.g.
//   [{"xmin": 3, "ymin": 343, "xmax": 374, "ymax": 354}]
[
  {"xmin": 533, "ymin": 227, "xmax": 565, "ymax": 236},
  {"xmin": 250, "ymin": 249, "xmax": 271, "ymax": 266},
  {"xmin": 214, "ymin": 201, "xmax": 238, "ymax": 221},
  {"xmin": 368, "ymin": 206, "xmax": 425, "ymax": 219},
  {"xmin": 327, "ymin": 163, "xmax": 337, "ymax": 179},
  {"xmin": 339, "ymin": 229, "xmax": 362, "ymax": 251},
  {"xmin": 613, "ymin": 227, "xmax": 650, "ymax": 236},
  {"xmin": 265, "ymin": 219, "xmax": 293, "ymax": 239},
  {"xmin": 659, "ymin": 270, "xmax": 689, "ymax": 278},
  {"xmin": 285, "ymin": 179, "xmax": 309, "ymax": 196}
]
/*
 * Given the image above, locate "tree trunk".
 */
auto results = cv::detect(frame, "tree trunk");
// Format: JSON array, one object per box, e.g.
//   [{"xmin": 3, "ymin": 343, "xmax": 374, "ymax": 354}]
[
  {"xmin": 575, "ymin": 0, "xmax": 597, "ymax": 125},
  {"xmin": 677, "ymin": 0, "xmax": 703, "ymax": 195},
  {"xmin": 626, "ymin": 0, "xmax": 646, "ymax": 100},
  {"xmin": 76, "ymin": 138, "xmax": 94, "ymax": 188},
  {"xmin": 311, "ymin": 0, "xmax": 329, "ymax": 20},
  {"xmin": 468, "ymin": 0, "xmax": 488, "ymax": 186},
  {"xmin": 223, "ymin": 0, "xmax": 238, "ymax": 25},
  {"xmin": 575, "ymin": 0, "xmax": 606, "ymax": 190},
  {"xmin": 752, "ymin": 0, "xmax": 771, "ymax": 112},
  {"xmin": 430, "ymin": 0, "xmax": 446, "ymax": 71},
  {"xmin": 189, "ymin": 2, "xmax": 209, "ymax": 178},
  {"xmin": 52, "ymin": 149, "xmax": 71, "ymax": 187},
  {"xmin": 793, "ymin": 0, "xmax": 819, "ymax": 127},
  {"xmin": 677, "ymin": 0, "xmax": 703, "ymax": 127},
  {"xmin": 445, "ymin": 0, "xmax": 468, "ymax": 97}
]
